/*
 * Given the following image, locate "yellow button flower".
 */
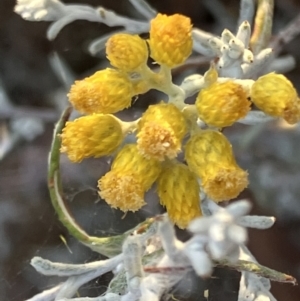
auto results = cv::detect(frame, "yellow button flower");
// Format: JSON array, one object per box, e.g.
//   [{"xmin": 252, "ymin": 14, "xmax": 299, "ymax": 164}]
[
  {"xmin": 201, "ymin": 166, "xmax": 248, "ymax": 202},
  {"xmin": 149, "ymin": 13, "xmax": 193, "ymax": 68},
  {"xmin": 185, "ymin": 130, "xmax": 248, "ymax": 202},
  {"xmin": 106, "ymin": 34, "xmax": 148, "ymax": 72},
  {"xmin": 132, "ymin": 79, "xmax": 150, "ymax": 95},
  {"xmin": 137, "ymin": 103, "xmax": 187, "ymax": 161},
  {"xmin": 111, "ymin": 144, "xmax": 162, "ymax": 190},
  {"xmin": 60, "ymin": 114, "xmax": 124, "ymax": 163},
  {"xmin": 196, "ymin": 81, "xmax": 251, "ymax": 127},
  {"xmin": 157, "ymin": 161, "xmax": 202, "ymax": 229},
  {"xmin": 98, "ymin": 144, "xmax": 161, "ymax": 211},
  {"xmin": 68, "ymin": 68, "xmax": 134, "ymax": 114},
  {"xmin": 98, "ymin": 169, "xmax": 146, "ymax": 212},
  {"xmin": 251, "ymin": 73, "xmax": 300, "ymax": 124}
]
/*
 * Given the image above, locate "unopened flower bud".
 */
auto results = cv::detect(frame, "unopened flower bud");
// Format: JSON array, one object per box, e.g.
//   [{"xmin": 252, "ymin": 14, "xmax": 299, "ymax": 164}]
[
  {"xmin": 149, "ymin": 14, "xmax": 193, "ymax": 68},
  {"xmin": 196, "ymin": 81, "xmax": 251, "ymax": 127},
  {"xmin": 185, "ymin": 130, "xmax": 248, "ymax": 202},
  {"xmin": 98, "ymin": 144, "xmax": 161, "ymax": 212},
  {"xmin": 60, "ymin": 114, "xmax": 124, "ymax": 162},
  {"xmin": 68, "ymin": 68, "xmax": 133, "ymax": 114},
  {"xmin": 106, "ymin": 34, "xmax": 148, "ymax": 72},
  {"xmin": 251, "ymin": 73, "xmax": 300, "ymax": 124},
  {"xmin": 111, "ymin": 144, "xmax": 162, "ymax": 190},
  {"xmin": 157, "ymin": 161, "xmax": 201, "ymax": 229}
]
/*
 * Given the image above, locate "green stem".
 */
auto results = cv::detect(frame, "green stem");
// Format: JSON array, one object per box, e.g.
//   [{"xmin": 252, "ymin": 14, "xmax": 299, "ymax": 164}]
[
  {"xmin": 216, "ymin": 259, "xmax": 297, "ymax": 284},
  {"xmin": 47, "ymin": 107, "xmax": 156, "ymax": 257}
]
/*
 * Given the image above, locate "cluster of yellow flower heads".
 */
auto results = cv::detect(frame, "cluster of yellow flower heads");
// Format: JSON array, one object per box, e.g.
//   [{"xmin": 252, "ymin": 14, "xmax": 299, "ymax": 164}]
[{"xmin": 60, "ymin": 13, "xmax": 300, "ymax": 229}]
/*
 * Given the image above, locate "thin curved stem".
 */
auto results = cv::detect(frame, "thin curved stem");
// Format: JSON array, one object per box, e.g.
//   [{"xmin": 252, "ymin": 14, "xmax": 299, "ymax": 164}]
[{"xmin": 47, "ymin": 107, "xmax": 156, "ymax": 257}]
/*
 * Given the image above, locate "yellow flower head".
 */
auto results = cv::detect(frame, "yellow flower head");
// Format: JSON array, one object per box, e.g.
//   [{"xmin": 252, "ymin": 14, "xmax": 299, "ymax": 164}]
[
  {"xmin": 68, "ymin": 68, "xmax": 133, "ymax": 114},
  {"xmin": 98, "ymin": 169, "xmax": 146, "ymax": 212},
  {"xmin": 185, "ymin": 130, "xmax": 248, "ymax": 202},
  {"xmin": 106, "ymin": 34, "xmax": 148, "ymax": 72},
  {"xmin": 60, "ymin": 114, "xmax": 124, "ymax": 162},
  {"xmin": 157, "ymin": 161, "xmax": 202, "ymax": 229},
  {"xmin": 201, "ymin": 165, "xmax": 248, "ymax": 202},
  {"xmin": 196, "ymin": 81, "xmax": 251, "ymax": 127},
  {"xmin": 132, "ymin": 79, "xmax": 150, "ymax": 95},
  {"xmin": 251, "ymin": 73, "xmax": 300, "ymax": 124},
  {"xmin": 149, "ymin": 13, "xmax": 193, "ymax": 68},
  {"xmin": 137, "ymin": 103, "xmax": 187, "ymax": 161},
  {"xmin": 111, "ymin": 144, "xmax": 162, "ymax": 189},
  {"xmin": 98, "ymin": 144, "xmax": 161, "ymax": 212}
]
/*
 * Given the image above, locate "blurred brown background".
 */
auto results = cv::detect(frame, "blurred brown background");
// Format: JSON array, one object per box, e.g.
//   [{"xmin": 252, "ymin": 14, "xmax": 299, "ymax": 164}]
[{"xmin": 1, "ymin": 0, "xmax": 300, "ymax": 300}]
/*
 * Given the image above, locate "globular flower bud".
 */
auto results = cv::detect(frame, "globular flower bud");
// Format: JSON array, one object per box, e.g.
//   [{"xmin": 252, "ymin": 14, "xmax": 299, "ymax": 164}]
[
  {"xmin": 60, "ymin": 114, "xmax": 124, "ymax": 162},
  {"xmin": 251, "ymin": 73, "xmax": 300, "ymax": 124},
  {"xmin": 149, "ymin": 13, "xmax": 193, "ymax": 68},
  {"xmin": 185, "ymin": 130, "xmax": 248, "ymax": 202},
  {"xmin": 106, "ymin": 34, "xmax": 148, "ymax": 72},
  {"xmin": 132, "ymin": 79, "xmax": 150, "ymax": 95},
  {"xmin": 196, "ymin": 81, "xmax": 251, "ymax": 128},
  {"xmin": 157, "ymin": 161, "xmax": 202, "ymax": 229},
  {"xmin": 68, "ymin": 68, "xmax": 133, "ymax": 114},
  {"xmin": 137, "ymin": 103, "xmax": 187, "ymax": 161},
  {"xmin": 111, "ymin": 144, "xmax": 162, "ymax": 190},
  {"xmin": 98, "ymin": 144, "xmax": 161, "ymax": 211}
]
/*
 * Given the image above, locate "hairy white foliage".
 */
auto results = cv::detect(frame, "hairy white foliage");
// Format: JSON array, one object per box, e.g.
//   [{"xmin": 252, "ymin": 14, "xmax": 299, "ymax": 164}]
[
  {"xmin": 27, "ymin": 201, "xmax": 278, "ymax": 301},
  {"xmin": 15, "ymin": 0, "xmax": 66, "ymax": 21}
]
